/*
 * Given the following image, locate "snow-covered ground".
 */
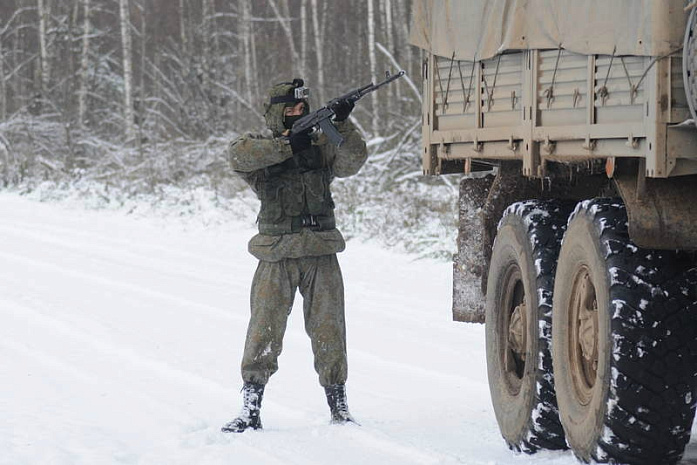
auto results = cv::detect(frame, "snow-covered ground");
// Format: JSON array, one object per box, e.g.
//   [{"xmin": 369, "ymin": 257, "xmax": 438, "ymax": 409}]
[{"xmin": 2, "ymin": 193, "xmax": 697, "ymax": 465}]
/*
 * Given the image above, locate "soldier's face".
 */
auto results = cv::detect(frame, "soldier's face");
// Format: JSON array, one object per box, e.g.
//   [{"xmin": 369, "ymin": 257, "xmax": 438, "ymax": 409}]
[{"xmin": 284, "ymin": 102, "xmax": 305, "ymax": 117}]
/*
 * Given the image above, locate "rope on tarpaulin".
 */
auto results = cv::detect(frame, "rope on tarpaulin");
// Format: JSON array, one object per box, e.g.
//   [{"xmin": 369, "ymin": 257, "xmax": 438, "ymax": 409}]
[
  {"xmin": 458, "ymin": 54, "xmax": 476, "ymax": 113},
  {"xmin": 543, "ymin": 45, "xmax": 563, "ymax": 108}
]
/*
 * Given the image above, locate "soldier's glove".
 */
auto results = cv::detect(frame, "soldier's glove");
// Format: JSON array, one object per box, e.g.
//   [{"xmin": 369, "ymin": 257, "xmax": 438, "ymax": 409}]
[
  {"xmin": 289, "ymin": 129, "xmax": 312, "ymax": 154},
  {"xmin": 331, "ymin": 99, "xmax": 355, "ymax": 122}
]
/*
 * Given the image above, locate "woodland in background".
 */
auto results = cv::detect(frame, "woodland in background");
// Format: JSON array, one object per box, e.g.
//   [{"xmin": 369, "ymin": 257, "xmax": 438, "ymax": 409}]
[{"xmin": 0, "ymin": 0, "xmax": 457, "ymax": 258}]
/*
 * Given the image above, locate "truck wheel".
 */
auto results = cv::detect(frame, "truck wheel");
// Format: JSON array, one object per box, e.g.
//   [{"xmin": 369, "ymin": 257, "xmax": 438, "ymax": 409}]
[
  {"xmin": 552, "ymin": 198, "xmax": 697, "ymax": 465},
  {"xmin": 486, "ymin": 200, "xmax": 570, "ymax": 452}
]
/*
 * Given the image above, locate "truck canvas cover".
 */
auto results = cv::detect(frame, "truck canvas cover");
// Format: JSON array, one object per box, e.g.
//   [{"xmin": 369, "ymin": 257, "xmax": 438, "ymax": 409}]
[{"xmin": 410, "ymin": 0, "xmax": 686, "ymax": 60}]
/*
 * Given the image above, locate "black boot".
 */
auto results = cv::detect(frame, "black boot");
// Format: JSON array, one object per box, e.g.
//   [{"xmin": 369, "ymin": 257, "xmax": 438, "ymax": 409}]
[
  {"xmin": 221, "ymin": 382, "xmax": 264, "ymax": 433},
  {"xmin": 324, "ymin": 384, "xmax": 357, "ymax": 425}
]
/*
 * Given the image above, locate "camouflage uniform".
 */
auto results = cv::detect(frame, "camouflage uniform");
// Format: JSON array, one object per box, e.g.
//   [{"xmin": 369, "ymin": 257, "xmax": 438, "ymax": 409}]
[{"xmin": 229, "ymin": 84, "xmax": 367, "ymax": 388}]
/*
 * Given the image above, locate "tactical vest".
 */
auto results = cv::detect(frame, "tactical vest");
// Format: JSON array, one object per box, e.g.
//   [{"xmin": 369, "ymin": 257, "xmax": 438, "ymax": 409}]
[{"xmin": 256, "ymin": 146, "xmax": 336, "ymax": 235}]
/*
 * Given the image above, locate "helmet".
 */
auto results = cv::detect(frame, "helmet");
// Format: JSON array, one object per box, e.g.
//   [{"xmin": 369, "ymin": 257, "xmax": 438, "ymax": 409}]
[{"xmin": 263, "ymin": 78, "xmax": 310, "ymax": 136}]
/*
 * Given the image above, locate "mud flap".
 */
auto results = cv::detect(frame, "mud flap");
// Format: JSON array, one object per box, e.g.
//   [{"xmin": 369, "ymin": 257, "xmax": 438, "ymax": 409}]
[
  {"xmin": 614, "ymin": 172, "xmax": 697, "ymax": 251},
  {"xmin": 453, "ymin": 175, "xmax": 494, "ymax": 323}
]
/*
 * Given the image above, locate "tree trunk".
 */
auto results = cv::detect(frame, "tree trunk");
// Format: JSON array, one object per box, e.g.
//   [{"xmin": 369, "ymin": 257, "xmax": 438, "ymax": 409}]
[
  {"xmin": 396, "ymin": 0, "xmax": 415, "ymax": 87},
  {"xmin": 119, "ymin": 0, "xmax": 135, "ymax": 140},
  {"xmin": 250, "ymin": 17, "xmax": 259, "ymax": 103},
  {"xmin": 366, "ymin": 0, "xmax": 378, "ymax": 136},
  {"xmin": 201, "ymin": 0, "xmax": 212, "ymax": 86},
  {"xmin": 267, "ymin": 0, "xmax": 300, "ymax": 77},
  {"xmin": 210, "ymin": 0, "xmax": 219, "ymax": 65},
  {"xmin": 383, "ymin": 0, "xmax": 399, "ymax": 102},
  {"xmin": 37, "ymin": 0, "xmax": 50, "ymax": 97},
  {"xmin": 311, "ymin": 0, "xmax": 325, "ymax": 104},
  {"xmin": 0, "ymin": 33, "xmax": 6, "ymax": 121},
  {"xmin": 239, "ymin": 0, "xmax": 253, "ymax": 106},
  {"xmin": 300, "ymin": 0, "xmax": 307, "ymax": 74},
  {"xmin": 78, "ymin": 0, "xmax": 91, "ymax": 127},
  {"xmin": 138, "ymin": 0, "xmax": 146, "ymax": 160},
  {"xmin": 179, "ymin": 0, "xmax": 188, "ymax": 54}
]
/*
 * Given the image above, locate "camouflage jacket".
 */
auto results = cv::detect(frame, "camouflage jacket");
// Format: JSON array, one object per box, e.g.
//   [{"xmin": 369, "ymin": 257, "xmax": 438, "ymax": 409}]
[{"xmin": 229, "ymin": 119, "xmax": 367, "ymax": 261}]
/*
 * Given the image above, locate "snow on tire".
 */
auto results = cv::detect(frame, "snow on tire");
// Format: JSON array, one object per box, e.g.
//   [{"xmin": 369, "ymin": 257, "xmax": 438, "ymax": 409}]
[
  {"xmin": 552, "ymin": 198, "xmax": 697, "ymax": 465},
  {"xmin": 485, "ymin": 200, "xmax": 572, "ymax": 453}
]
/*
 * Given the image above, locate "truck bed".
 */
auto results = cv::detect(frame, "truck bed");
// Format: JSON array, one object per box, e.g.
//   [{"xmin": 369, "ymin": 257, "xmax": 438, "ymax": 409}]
[{"xmin": 421, "ymin": 50, "xmax": 697, "ymax": 179}]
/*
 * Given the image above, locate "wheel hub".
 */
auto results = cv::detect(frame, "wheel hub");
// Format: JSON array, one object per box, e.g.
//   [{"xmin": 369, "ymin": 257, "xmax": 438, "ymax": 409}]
[
  {"xmin": 578, "ymin": 278, "xmax": 598, "ymax": 364},
  {"xmin": 508, "ymin": 302, "xmax": 527, "ymax": 360},
  {"xmin": 500, "ymin": 267, "xmax": 527, "ymax": 392},
  {"xmin": 569, "ymin": 268, "xmax": 599, "ymax": 405}
]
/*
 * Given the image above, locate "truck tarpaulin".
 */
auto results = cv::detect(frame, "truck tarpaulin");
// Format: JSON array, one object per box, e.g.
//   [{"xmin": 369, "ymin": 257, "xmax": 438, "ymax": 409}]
[{"xmin": 409, "ymin": 0, "xmax": 686, "ymax": 60}]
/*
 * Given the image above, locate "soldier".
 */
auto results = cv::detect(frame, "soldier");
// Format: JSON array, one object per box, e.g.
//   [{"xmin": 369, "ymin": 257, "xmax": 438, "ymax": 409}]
[{"xmin": 221, "ymin": 79, "xmax": 367, "ymax": 433}]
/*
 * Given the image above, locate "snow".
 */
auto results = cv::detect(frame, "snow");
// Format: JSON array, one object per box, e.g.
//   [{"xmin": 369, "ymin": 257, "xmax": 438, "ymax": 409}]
[{"xmin": 3, "ymin": 193, "xmax": 697, "ymax": 465}]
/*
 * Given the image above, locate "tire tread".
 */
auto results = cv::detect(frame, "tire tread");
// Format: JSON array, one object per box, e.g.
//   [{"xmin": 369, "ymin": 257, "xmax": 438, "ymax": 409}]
[
  {"xmin": 498, "ymin": 200, "xmax": 574, "ymax": 452},
  {"xmin": 569, "ymin": 198, "xmax": 696, "ymax": 465}
]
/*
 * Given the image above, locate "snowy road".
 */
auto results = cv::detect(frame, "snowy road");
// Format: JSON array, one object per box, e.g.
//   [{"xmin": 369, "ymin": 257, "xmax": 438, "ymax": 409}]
[{"xmin": 2, "ymin": 193, "xmax": 697, "ymax": 465}]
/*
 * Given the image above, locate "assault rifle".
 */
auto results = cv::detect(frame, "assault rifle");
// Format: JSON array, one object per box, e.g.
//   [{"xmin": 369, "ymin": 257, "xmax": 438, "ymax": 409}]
[{"xmin": 289, "ymin": 70, "xmax": 406, "ymax": 147}]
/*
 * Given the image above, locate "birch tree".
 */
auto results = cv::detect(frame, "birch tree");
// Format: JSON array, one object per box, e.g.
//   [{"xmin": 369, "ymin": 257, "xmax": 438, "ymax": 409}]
[
  {"xmin": 267, "ymin": 0, "xmax": 301, "ymax": 77},
  {"xmin": 249, "ymin": 19, "xmax": 259, "ymax": 103},
  {"xmin": 300, "ymin": 0, "xmax": 308, "ymax": 73},
  {"xmin": 119, "ymin": 0, "xmax": 135, "ymax": 139},
  {"xmin": 37, "ymin": 0, "xmax": 50, "ymax": 97},
  {"xmin": 0, "ymin": 32, "xmax": 6, "ymax": 121},
  {"xmin": 382, "ymin": 0, "xmax": 399, "ymax": 103},
  {"xmin": 367, "ymin": 0, "xmax": 379, "ymax": 135},
  {"xmin": 77, "ymin": 0, "xmax": 91, "ymax": 127},
  {"xmin": 310, "ymin": 0, "xmax": 326, "ymax": 104},
  {"xmin": 179, "ymin": 0, "xmax": 188, "ymax": 54},
  {"xmin": 201, "ymin": 0, "xmax": 214, "ymax": 87},
  {"xmin": 137, "ymin": 0, "xmax": 146, "ymax": 156},
  {"xmin": 239, "ymin": 0, "xmax": 254, "ymax": 105}
]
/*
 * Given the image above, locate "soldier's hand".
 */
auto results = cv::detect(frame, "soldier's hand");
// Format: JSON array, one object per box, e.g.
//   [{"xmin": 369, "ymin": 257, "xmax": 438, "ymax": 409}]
[
  {"xmin": 289, "ymin": 129, "xmax": 312, "ymax": 154},
  {"xmin": 331, "ymin": 99, "xmax": 355, "ymax": 122}
]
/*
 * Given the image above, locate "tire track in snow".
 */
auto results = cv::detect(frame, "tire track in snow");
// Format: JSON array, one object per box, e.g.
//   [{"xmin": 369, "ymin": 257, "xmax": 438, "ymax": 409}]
[
  {"xmin": 0, "ymin": 223, "xmax": 240, "ymax": 291},
  {"xmin": 350, "ymin": 348, "xmax": 479, "ymax": 386},
  {"xmin": 333, "ymin": 427, "xmax": 456, "ymax": 464},
  {"xmin": 0, "ymin": 297, "xmax": 229, "ymax": 395},
  {"xmin": 3, "ymin": 297, "xmax": 453, "ymax": 465},
  {"xmin": 0, "ymin": 248, "xmax": 244, "ymax": 324},
  {"xmin": 0, "ymin": 337, "xmax": 186, "ymax": 423},
  {"xmin": 0, "ymin": 296, "xmax": 319, "ymax": 425},
  {"xmin": 0, "ymin": 205, "xmax": 244, "ymax": 270},
  {"xmin": 2, "ymin": 294, "xmax": 471, "ymax": 465},
  {"xmin": 0, "ymin": 248, "xmax": 476, "ymax": 390}
]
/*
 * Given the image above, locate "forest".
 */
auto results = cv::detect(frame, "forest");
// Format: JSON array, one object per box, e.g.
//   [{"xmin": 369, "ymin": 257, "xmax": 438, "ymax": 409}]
[{"xmin": 0, "ymin": 0, "xmax": 457, "ymax": 257}]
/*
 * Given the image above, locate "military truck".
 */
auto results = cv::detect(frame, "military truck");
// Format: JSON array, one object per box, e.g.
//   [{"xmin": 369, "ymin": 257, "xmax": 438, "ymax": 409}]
[{"xmin": 410, "ymin": 1, "xmax": 697, "ymax": 464}]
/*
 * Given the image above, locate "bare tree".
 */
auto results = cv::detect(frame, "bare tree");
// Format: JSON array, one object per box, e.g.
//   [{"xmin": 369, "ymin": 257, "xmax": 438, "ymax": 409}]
[
  {"xmin": 37, "ymin": 0, "xmax": 50, "ymax": 97},
  {"xmin": 119, "ymin": 0, "xmax": 135, "ymax": 139},
  {"xmin": 78, "ymin": 0, "xmax": 91, "ymax": 127},
  {"xmin": 179, "ymin": 0, "xmax": 188, "ymax": 54},
  {"xmin": 0, "ymin": 31, "xmax": 6, "ymax": 121},
  {"xmin": 366, "ymin": 0, "xmax": 379, "ymax": 135},
  {"xmin": 249, "ymin": 14, "xmax": 259, "ymax": 103},
  {"xmin": 267, "ymin": 0, "xmax": 301, "ymax": 77},
  {"xmin": 312, "ymin": 0, "xmax": 327, "ymax": 103},
  {"xmin": 201, "ymin": 0, "xmax": 214, "ymax": 88},
  {"xmin": 300, "ymin": 0, "xmax": 308, "ymax": 74},
  {"xmin": 238, "ymin": 0, "xmax": 254, "ymax": 105},
  {"xmin": 382, "ymin": 0, "xmax": 399, "ymax": 103}
]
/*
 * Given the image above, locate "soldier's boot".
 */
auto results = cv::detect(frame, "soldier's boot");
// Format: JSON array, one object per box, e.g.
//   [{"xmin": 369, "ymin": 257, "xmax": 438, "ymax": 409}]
[
  {"xmin": 221, "ymin": 382, "xmax": 264, "ymax": 433},
  {"xmin": 324, "ymin": 384, "xmax": 357, "ymax": 425}
]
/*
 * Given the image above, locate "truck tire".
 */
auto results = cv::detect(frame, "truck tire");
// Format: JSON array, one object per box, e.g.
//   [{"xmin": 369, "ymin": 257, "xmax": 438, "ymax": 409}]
[
  {"xmin": 552, "ymin": 198, "xmax": 697, "ymax": 465},
  {"xmin": 486, "ymin": 200, "xmax": 571, "ymax": 452}
]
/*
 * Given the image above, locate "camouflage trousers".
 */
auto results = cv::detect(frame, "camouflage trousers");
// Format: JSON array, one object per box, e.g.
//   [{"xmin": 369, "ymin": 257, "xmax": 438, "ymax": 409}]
[{"xmin": 241, "ymin": 254, "xmax": 348, "ymax": 387}]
